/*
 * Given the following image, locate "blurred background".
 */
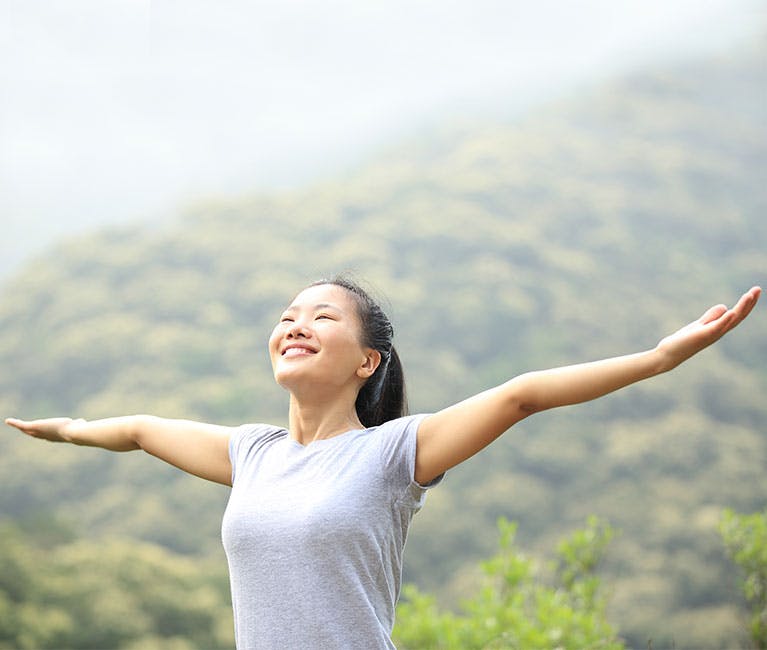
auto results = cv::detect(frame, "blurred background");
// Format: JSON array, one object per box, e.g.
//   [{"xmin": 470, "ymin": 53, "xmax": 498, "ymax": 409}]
[{"xmin": 1, "ymin": 1, "xmax": 765, "ymax": 648}]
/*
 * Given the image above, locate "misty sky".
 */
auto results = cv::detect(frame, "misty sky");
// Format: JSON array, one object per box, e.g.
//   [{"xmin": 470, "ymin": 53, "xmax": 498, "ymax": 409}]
[{"xmin": 0, "ymin": 0, "xmax": 762, "ymax": 276}]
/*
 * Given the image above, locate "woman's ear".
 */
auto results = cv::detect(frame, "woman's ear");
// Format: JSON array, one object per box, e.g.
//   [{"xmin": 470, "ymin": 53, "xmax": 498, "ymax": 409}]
[{"xmin": 357, "ymin": 349, "xmax": 382, "ymax": 380}]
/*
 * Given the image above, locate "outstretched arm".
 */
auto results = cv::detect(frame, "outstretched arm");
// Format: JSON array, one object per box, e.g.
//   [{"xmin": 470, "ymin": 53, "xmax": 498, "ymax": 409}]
[
  {"xmin": 5, "ymin": 415, "xmax": 235, "ymax": 486},
  {"xmin": 414, "ymin": 286, "xmax": 761, "ymax": 485}
]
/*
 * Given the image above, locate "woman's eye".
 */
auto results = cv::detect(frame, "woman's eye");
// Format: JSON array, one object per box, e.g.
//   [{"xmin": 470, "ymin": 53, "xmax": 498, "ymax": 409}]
[
  {"xmin": 316, "ymin": 314, "xmax": 333, "ymax": 320},
  {"xmin": 280, "ymin": 317, "xmax": 294, "ymax": 323}
]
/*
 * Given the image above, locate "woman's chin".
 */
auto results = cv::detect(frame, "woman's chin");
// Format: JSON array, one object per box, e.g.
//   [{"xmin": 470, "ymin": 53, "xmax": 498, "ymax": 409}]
[{"xmin": 274, "ymin": 369, "xmax": 314, "ymax": 393}]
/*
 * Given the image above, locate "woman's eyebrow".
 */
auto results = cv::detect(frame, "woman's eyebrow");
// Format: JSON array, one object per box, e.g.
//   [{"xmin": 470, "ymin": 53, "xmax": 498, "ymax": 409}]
[
  {"xmin": 314, "ymin": 303, "xmax": 342, "ymax": 312},
  {"xmin": 284, "ymin": 303, "xmax": 342, "ymax": 313}
]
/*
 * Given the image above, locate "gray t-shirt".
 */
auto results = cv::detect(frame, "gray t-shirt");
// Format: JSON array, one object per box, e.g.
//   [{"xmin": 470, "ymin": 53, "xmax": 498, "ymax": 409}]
[{"xmin": 221, "ymin": 413, "xmax": 441, "ymax": 649}]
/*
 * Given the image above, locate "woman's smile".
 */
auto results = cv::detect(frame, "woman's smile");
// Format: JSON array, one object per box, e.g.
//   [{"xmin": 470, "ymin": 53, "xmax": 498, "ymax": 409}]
[{"xmin": 282, "ymin": 344, "xmax": 318, "ymax": 358}]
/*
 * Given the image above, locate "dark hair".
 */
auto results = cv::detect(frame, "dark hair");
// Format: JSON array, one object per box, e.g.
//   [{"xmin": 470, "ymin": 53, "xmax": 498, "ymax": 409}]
[{"xmin": 310, "ymin": 276, "xmax": 407, "ymax": 427}]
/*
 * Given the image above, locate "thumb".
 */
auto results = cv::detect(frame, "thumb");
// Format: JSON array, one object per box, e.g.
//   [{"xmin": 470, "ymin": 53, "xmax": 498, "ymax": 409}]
[{"xmin": 698, "ymin": 304, "xmax": 727, "ymax": 325}]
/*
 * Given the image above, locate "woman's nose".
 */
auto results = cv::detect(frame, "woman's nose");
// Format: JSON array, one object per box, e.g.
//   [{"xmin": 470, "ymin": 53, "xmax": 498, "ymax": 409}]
[{"xmin": 287, "ymin": 322, "xmax": 310, "ymax": 338}]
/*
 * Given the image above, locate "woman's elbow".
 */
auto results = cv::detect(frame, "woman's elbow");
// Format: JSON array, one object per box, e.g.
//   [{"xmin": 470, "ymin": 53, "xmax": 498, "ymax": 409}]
[
  {"xmin": 504, "ymin": 374, "xmax": 542, "ymax": 417},
  {"xmin": 130, "ymin": 414, "xmax": 155, "ymax": 449}
]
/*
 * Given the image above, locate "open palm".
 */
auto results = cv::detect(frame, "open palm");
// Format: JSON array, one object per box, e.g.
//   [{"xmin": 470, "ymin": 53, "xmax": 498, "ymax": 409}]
[{"xmin": 656, "ymin": 286, "xmax": 761, "ymax": 370}]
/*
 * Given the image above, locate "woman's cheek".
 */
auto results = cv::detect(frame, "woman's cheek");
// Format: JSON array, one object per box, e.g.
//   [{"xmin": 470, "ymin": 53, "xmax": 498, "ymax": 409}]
[{"xmin": 267, "ymin": 328, "xmax": 283, "ymax": 360}]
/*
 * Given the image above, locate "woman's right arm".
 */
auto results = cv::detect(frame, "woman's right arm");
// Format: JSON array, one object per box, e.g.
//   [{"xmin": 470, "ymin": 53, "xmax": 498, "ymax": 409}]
[{"xmin": 4, "ymin": 415, "xmax": 235, "ymax": 486}]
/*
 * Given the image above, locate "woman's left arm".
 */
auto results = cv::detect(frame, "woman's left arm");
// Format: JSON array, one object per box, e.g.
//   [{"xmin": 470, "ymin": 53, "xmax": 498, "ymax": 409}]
[{"xmin": 414, "ymin": 286, "xmax": 761, "ymax": 485}]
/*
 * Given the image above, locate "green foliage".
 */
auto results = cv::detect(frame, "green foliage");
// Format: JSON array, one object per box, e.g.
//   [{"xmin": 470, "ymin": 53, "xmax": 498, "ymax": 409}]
[
  {"xmin": 720, "ymin": 509, "xmax": 767, "ymax": 649},
  {"xmin": 393, "ymin": 517, "xmax": 622, "ymax": 649},
  {"xmin": 0, "ymin": 520, "xmax": 233, "ymax": 649}
]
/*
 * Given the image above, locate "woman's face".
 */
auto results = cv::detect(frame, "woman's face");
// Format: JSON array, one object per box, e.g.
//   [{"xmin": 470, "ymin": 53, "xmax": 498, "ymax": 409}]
[{"xmin": 268, "ymin": 284, "xmax": 380, "ymax": 393}]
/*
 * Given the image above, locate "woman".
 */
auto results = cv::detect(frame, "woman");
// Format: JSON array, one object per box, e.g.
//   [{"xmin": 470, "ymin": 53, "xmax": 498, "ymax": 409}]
[{"xmin": 5, "ymin": 277, "xmax": 762, "ymax": 649}]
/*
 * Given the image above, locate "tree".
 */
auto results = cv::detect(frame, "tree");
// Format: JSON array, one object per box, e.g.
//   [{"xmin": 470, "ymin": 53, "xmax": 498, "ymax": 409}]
[
  {"xmin": 720, "ymin": 509, "xmax": 767, "ymax": 649},
  {"xmin": 0, "ymin": 521, "xmax": 233, "ymax": 649},
  {"xmin": 393, "ymin": 517, "xmax": 622, "ymax": 649}
]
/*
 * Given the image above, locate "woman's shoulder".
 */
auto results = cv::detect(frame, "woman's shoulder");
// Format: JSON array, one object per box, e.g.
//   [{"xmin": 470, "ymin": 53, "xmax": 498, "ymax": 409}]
[
  {"xmin": 236, "ymin": 422, "xmax": 287, "ymax": 437},
  {"xmin": 362, "ymin": 413, "xmax": 430, "ymax": 457},
  {"xmin": 373, "ymin": 413, "xmax": 430, "ymax": 435},
  {"xmin": 230, "ymin": 422, "xmax": 287, "ymax": 454}
]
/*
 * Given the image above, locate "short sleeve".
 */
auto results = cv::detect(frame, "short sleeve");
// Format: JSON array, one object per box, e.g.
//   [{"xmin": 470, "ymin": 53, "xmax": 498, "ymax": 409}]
[
  {"xmin": 373, "ymin": 413, "xmax": 444, "ymax": 510},
  {"xmin": 228, "ymin": 423, "xmax": 286, "ymax": 486}
]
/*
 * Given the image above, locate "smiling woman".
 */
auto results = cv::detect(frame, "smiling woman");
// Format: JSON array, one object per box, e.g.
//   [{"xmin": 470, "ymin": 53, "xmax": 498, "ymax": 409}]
[{"xmin": 4, "ymin": 275, "xmax": 761, "ymax": 649}]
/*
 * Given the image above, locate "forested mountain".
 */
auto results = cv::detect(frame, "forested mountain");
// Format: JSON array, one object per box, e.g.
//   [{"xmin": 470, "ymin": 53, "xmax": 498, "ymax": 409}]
[{"xmin": 1, "ymin": 35, "xmax": 765, "ymax": 648}]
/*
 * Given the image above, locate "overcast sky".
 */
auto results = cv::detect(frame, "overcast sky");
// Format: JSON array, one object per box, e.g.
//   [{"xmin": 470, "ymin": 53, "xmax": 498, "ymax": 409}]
[{"xmin": 0, "ymin": 0, "xmax": 763, "ymax": 276}]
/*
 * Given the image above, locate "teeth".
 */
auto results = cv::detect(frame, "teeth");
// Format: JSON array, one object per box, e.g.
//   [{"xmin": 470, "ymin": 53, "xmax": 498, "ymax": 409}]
[{"xmin": 284, "ymin": 347, "xmax": 314, "ymax": 357}]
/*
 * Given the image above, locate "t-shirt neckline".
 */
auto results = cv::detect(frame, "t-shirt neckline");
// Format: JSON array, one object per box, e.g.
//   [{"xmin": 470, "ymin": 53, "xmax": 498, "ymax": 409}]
[{"xmin": 286, "ymin": 426, "xmax": 367, "ymax": 449}]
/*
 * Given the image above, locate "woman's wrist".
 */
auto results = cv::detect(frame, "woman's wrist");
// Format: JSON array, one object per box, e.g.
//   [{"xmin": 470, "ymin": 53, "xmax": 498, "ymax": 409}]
[
  {"xmin": 61, "ymin": 416, "xmax": 140, "ymax": 450},
  {"xmin": 61, "ymin": 418, "xmax": 87, "ymax": 443},
  {"xmin": 650, "ymin": 343, "xmax": 679, "ymax": 375}
]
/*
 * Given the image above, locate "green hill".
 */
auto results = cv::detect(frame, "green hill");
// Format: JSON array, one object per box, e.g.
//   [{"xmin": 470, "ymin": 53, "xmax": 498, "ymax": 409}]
[{"xmin": 1, "ymin": 37, "xmax": 766, "ymax": 648}]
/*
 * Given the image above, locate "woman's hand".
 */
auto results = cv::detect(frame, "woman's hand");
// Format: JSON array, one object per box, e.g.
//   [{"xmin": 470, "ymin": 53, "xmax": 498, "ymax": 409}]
[
  {"xmin": 655, "ymin": 286, "xmax": 761, "ymax": 372},
  {"xmin": 5, "ymin": 417, "xmax": 83, "ymax": 442}
]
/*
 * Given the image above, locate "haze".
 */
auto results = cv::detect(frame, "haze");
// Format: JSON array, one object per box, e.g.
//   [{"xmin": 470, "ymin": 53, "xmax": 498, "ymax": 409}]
[{"xmin": 0, "ymin": 0, "xmax": 761, "ymax": 277}]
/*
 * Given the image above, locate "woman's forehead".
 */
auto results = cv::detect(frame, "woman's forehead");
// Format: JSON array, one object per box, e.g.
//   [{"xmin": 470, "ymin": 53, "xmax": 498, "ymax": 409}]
[{"xmin": 287, "ymin": 284, "xmax": 355, "ymax": 311}]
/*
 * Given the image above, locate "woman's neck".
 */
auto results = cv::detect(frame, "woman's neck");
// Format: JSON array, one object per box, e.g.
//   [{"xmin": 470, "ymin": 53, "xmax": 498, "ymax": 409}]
[{"xmin": 287, "ymin": 391, "xmax": 364, "ymax": 445}]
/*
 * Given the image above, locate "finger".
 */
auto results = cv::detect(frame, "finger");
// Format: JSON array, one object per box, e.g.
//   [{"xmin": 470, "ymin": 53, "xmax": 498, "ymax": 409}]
[
  {"xmin": 6, "ymin": 418, "xmax": 46, "ymax": 437},
  {"xmin": 7, "ymin": 420, "xmax": 32, "ymax": 432},
  {"xmin": 699, "ymin": 304, "xmax": 728, "ymax": 325},
  {"xmin": 6, "ymin": 418, "xmax": 39, "ymax": 432},
  {"xmin": 731, "ymin": 286, "xmax": 761, "ymax": 322},
  {"xmin": 6, "ymin": 422, "xmax": 36, "ymax": 437},
  {"xmin": 718, "ymin": 287, "xmax": 760, "ymax": 334}
]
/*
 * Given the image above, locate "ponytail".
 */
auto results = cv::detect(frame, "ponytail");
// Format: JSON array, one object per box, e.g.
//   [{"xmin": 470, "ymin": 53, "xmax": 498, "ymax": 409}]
[{"xmin": 355, "ymin": 346, "xmax": 407, "ymax": 428}]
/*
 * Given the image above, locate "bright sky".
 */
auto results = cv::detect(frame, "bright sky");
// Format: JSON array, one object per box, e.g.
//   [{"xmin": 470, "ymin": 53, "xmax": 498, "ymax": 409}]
[{"xmin": 0, "ymin": 0, "xmax": 762, "ymax": 275}]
